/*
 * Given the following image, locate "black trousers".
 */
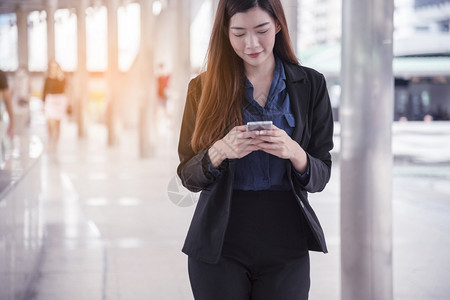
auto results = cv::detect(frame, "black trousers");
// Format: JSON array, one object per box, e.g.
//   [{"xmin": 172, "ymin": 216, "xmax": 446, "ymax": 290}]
[{"xmin": 188, "ymin": 190, "xmax": 310, "ymax": 300}]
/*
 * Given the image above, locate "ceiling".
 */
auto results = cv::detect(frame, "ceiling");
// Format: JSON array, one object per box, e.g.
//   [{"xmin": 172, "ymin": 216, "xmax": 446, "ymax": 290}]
[
  {"xmin": 0, "ymin": 0, "xmax": 97, "ymax": 14},
  {"xmin": 0, "ymin": 0, "xmax": 147, "ymax": 14}
]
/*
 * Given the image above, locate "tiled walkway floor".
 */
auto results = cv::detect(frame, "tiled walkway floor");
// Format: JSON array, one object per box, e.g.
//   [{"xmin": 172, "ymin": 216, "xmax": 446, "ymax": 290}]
[
  {"xmin": 30, "ymin": 122, "xmax": 193, "ymax": 299},
  {"xmin": 28, "ymin": 120, "xmax": 450, "ymax": 300}
]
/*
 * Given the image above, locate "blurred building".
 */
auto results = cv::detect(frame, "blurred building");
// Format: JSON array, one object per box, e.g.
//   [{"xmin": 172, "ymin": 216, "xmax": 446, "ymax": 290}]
[
  {"xmin": 298, "ymin": 0, "xmax": 450, "ymax": 121},
  {"xmin": 394, "ymin": 0, "xmax": 450, "ymax": 121},
  {"xmin": 395, "ymin": 0, "xmax": 450, "ymax": 56},
  {"xmin": 299, "ymin": 0, "xmax": 450, "ymax": 55},
  {"xmin": 1, "ymin": 0, "xmax": 449, "ymax": 127},
  {"xmin": 298, "ymin": 0, "xmax": 342, "ymax": 50},
  {"xmin": 0, "ymin": 0, "xmax": 203, "ymax": 153}
]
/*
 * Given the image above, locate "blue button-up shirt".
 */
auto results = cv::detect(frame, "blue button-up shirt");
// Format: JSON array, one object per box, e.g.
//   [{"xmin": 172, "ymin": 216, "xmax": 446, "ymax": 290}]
[
  {"xmin": 233, "ymin": 57, "xmax": 301, "ymax": 191},
  {"xmin": 204, "ymin": 58, "xmax": 310, "ymax": 190}
]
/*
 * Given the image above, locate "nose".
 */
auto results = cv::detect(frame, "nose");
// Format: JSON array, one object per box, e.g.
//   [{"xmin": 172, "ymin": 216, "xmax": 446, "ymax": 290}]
[{"xmin": 245, "ymin": 33, "xmax": 259, "ymax": 50}]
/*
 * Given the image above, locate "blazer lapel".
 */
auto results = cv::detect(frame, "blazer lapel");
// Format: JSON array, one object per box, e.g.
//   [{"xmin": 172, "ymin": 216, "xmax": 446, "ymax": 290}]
[{"xmin": 283, "ymin": 62, "xmax": 310, "ymax": 146}]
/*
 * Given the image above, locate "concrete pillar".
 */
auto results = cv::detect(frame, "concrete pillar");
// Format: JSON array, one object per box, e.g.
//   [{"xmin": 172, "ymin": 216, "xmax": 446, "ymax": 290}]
[
  {"xmin": 76, "ymin": 0, "xmax": 89, "ymax": 138},
  {"xmin": 16, "ymin": 5, "xmax": 29, "ymax": 69},
  {"xmin": 172, "ymin": 0, "xmax": 191, "ymax": 140},
  {"xmin": 211, "ymin": 0, "xmax": 219, "ymax": 30},
  {"xmin": 340, "ymin": 0, "xmax": 394, "ymax": 299},
  {"xmin": 211, "ymin": 0, "xmax": 219, "ymax": 15},
  {"xmin": 106, "ymin": 0, "xmax": 120, "ymax": 146},
  {"xmin": 138, "ymin": 0, "xmax": 157, "ymax": 157},
  {"xmin": 282, "ymin": 0, "xmax": 298, "ymax": 54},
  {"xmin": 45, "ymin": 0, "xmax": 57, "ymax": 62}
]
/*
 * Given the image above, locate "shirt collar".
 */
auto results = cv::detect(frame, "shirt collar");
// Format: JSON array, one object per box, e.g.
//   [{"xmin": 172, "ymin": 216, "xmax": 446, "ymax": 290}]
[{"xmin": 244, "ymin": 56, "xmax": 286, "ymax": 109}]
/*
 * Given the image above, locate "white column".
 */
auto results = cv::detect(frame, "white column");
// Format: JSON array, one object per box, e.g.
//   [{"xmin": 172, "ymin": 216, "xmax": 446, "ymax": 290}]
[
  {"xmin": 281, "ymin": 0, "xmax": 298, "ymax": 54},
  {"xmin": 16, "ymin": 5, "xmax": 29, "ymax": 69},
  {"xmin": 46, "ymin": 0, "xmax": 57, "ymax": 61},
  {"xmin": 106, "ymin": 0, "xmax": 120, "ymax": 146},
  {"xmin": 340, "ymin": 0, "xmax": 394, "ymax": 299},
  {"xmin": 211, "ymin": 0, "xmax": 219, "ymax": 15},
  {"xmin": 138, "ymin": 0, "xmax": 157, "ymax": 157},
  {"xmin": 76, "ymin": 0, "xmax": 89, "ymax": 138},
  {"xmin": 172, "ymin": 0, "xmax": 191, "ymax": 141}
]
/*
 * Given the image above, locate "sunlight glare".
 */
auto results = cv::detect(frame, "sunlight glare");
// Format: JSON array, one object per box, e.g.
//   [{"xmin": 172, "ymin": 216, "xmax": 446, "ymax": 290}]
[
  {"xmin": 28, "ymin": 11, "xmax": 47, "ymax": 71},
  {"xmin": 55, "ymin": 9, "xmax": 77, "ymax": 71},
  {"xmin": 118, "ymin": 3, "xmax": 140, "ymax": 72},
  {"xmin": 0, "ymin": 14, "xmax": 18, "ymax": 70},
  {"xmin": 86, "ymin": 6, "xmax": 107, "ymax": 71}
]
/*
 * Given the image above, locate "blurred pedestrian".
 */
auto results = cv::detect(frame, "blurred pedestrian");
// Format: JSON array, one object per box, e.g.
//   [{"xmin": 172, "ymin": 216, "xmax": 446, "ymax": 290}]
[
  {"xmin": 177, "ymin": 0, "xmax": 334, "ymax": 299},
  {"xmin": 0, "ymin": 69, "xmax": 14, "ymax": 139},
  {"xmin": 156, "ymin": 62, "xmax": 171, "ymax": 119},
  {"xmin": 13, "ymin": 66, "xmax": 31, "ymax": 132},
  {"xmin": 43, "ymin": 60, "xmax": 67, "ymax": 151}
]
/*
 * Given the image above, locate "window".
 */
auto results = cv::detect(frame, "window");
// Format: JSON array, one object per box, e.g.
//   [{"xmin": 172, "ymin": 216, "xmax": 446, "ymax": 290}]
[
  {"xmin": 55, "ymin": 9, "xmax": 77, "ymax": 71},
  {"xmin": 86, "ymin": 6, "xmax": 107, "ymax": 71},
  {"xmin": 118, "ymin": 3, "xmax": 140, "ymax": 71},
  {"xmin": 0, "ymin": 14, "xmax": 18, "ymax": 71},
  {"xmin": 28, "ymin": 11, "xmax": 47, "ymax": 71}
]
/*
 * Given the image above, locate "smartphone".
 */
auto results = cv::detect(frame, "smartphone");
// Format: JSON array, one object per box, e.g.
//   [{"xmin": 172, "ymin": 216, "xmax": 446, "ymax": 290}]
[{"xmin": 246, "ymin": 121, "xmax": 273, "ymax": 132}]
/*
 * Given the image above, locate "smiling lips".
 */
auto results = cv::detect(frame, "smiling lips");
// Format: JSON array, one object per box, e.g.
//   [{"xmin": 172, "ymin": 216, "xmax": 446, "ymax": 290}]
[{"xmin": 248, "ymin": 52, "xmax": 262, "ymax": 58}]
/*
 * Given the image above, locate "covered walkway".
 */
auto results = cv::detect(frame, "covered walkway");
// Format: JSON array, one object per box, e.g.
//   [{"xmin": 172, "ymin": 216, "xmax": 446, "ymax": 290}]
[
  {"xmin": 4, "ymin": 112, "xmax": 449, "ymax": 299},
  {"xmin": 1, "ymin": 1, "xmax": 450, "ymax": 299}
]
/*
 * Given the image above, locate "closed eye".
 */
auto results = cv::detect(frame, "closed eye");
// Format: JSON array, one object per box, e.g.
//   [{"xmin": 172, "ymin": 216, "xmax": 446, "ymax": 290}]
[{"xmin": 258, "ymin": 29, "xmax": 269, "ymax": 34}]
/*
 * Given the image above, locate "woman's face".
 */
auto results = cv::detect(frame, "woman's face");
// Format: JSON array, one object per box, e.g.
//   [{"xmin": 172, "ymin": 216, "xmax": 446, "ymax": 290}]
[{"xmin": 228, "ymin": 6, "xmax": 280, "ymax": 70}]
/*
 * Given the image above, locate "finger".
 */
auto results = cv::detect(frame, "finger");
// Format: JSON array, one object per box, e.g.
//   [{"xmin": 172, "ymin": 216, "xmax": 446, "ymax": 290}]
[
  {"xmin": 224, "ymin": 130, "xmax": 251, "ymax": 143},
  {"xmin": 242, "ymin": 144, "xmax": 260, "ymax": 152},
  {"xmin": 226, "ymin": 126, "xmax": 244, "ymax": 136},
  {"xmin": 241, "ymin": 131, "xmax": 259, "ymax": 139},
  {"xmin": 258, "ymin": 127, "xmax": 282, "ymax": 136},
  {"xmin": 250, "ymin": 139, "xmax": 268, "ymax": 149},
  {"xmin": 240, "ymin": 139, "xmax": 260, "ymax": 150},
  {"xmin": 254, "ymin": 135, "xmax": 278, "ymax": 143},
  {"xmin": 249, "ymin": 138, "xmax": 265, "ymax": 146},
  {"xmin": 235, "ymin": 125, "xmax": 248, "ymax": 132},
  {"xmin": 230, "ymin": 130, "xmax": 257, "ymax": 141},
  {"xmin": 257, "ymin": 141, "xmax": 278, "ymax": 150}
]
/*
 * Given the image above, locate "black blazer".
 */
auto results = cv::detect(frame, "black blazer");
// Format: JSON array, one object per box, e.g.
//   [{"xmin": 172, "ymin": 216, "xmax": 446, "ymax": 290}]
[{"xmin": 177, "ymin": 62, "xmax": 334, "ymax": 264}]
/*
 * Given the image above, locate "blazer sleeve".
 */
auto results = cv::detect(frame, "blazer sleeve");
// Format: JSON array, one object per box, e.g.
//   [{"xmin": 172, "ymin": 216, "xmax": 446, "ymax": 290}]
[
  {"xmin": 177, "ymin": 76, "xmax": 226, "ymax": 193},
  {"xmin": 294, "ymin": 72, "xmax": 334, "ymax": 193}
]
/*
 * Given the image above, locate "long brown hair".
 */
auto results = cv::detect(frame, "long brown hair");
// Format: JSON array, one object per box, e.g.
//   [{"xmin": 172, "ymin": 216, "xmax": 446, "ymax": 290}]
[{"xmin": 191, "ymin": 0, "xmax": 299, "ymax": 153}]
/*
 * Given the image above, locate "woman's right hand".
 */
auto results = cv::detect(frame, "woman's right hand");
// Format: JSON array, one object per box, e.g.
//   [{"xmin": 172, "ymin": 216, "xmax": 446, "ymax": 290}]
[{"xmin": 207, "ymin": 125, "xmax": 260, "ymax": 168}]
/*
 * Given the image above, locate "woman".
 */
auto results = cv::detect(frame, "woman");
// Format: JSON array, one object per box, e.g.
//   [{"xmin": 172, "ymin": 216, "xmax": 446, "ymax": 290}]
[
  {"xmin": 0, "ymin": 69, "xmax": 14, "ymax": 139},
  {"xmin": 43, "ymin": 60, "xmax": 67, "ymax": 150},
  {"xmin": 177, "ymin": 0, "xmax": 334, "ymax": 299}
]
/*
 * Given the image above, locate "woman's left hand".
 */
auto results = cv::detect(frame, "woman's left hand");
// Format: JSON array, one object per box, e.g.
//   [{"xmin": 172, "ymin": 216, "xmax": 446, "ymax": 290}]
[{"xmin": 255, "ymin": 125, "xmax": 308, "ymax": 173}]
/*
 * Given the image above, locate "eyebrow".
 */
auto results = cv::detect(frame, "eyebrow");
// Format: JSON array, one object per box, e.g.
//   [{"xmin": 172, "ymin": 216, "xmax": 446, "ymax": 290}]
[{"xmin": 230, "ymin": 22, "xmax": 271, "ymax": 30}]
